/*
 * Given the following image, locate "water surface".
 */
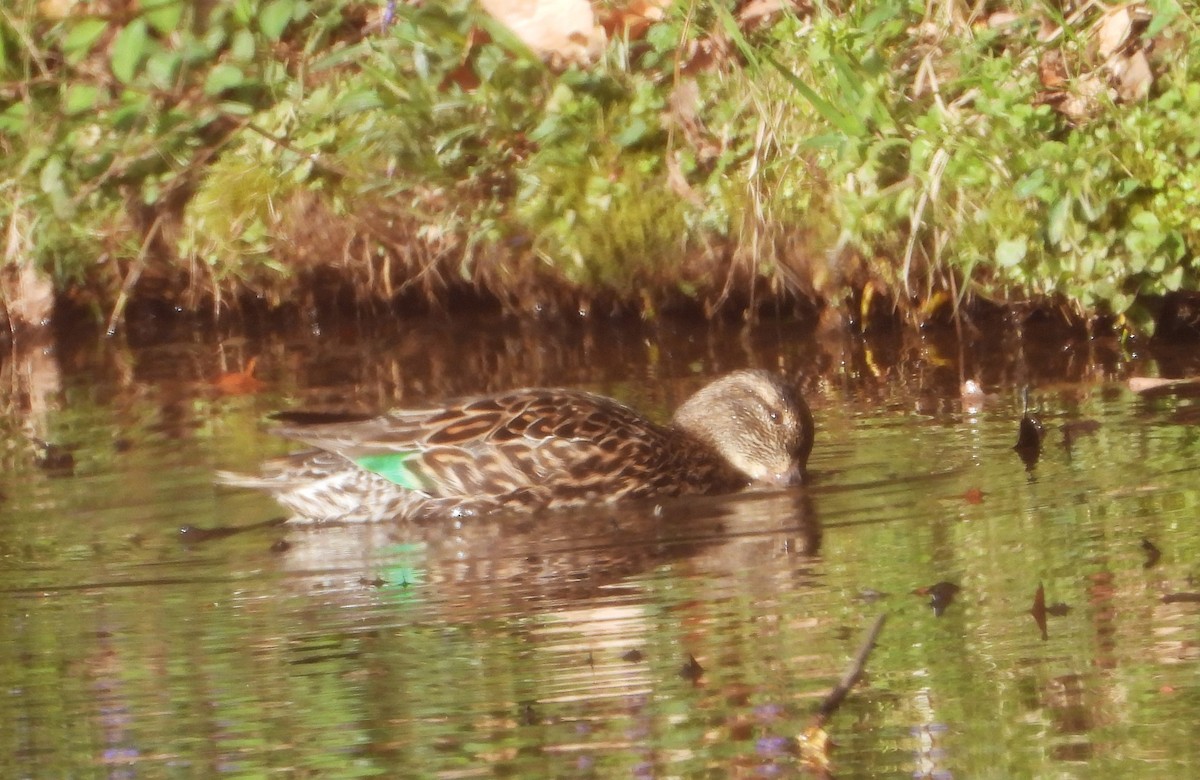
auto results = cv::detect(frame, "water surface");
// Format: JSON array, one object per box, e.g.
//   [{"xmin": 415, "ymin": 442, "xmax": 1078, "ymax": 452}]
[{"xmin": 2, "ymin": 317, "xmax": 1199, "ymax": 778}]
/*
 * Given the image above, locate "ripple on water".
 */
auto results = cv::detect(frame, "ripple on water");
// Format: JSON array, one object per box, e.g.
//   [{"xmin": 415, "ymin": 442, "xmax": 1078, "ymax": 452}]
[{"xmin": 2, "ymin": 329, "xmax": 1199, "ymax": 778}]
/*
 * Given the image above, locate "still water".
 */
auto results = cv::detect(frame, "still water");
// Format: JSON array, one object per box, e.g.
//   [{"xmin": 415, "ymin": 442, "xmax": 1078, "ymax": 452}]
[{"xmin": 2, "ymin": 315, "xmax": 1198, "ymax": 778}]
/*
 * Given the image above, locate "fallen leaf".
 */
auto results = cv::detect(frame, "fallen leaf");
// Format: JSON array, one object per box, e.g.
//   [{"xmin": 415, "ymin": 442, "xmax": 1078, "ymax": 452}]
[
  {"xmin": 679, "ymin": 35, "xmax": 728, "ymax": 75},
  {"xmin": 598, "ymin": 0, "xmax": 671, "ymax": 40},
  {"xmin": 1114, "ymin": 49, "xmax": 1152, "ymax": 102},
  {"xmin": 984, "ymin": 10, "xmax": 1021, "ymax": 29},
  {"xmin": 480, "ymin": 0, "xmax": 606, "ymax": 65},
  {"xmin": 1031, "ymin": 582, "xmax": 1048, "ymax": 640},
  {"xmin": 679, "ymin": 653, "xmax": 704, "ymax": 682},
  {"xmin": 738, "ymin": 0, "xmax": 797, "ymax": 31},
  {"xmin": 1039, "ymin": 49, "xmax": 1068, "ymax": 89},
  {"xmin": 1041, "ymin": 74, "xmax": 1109, "ymax": 124},
  {"xmin": 914, "ymin": 581, "xmax": 960, "ymax": 616},
  {"xmin": 1014, "ymin": 412, "xmax": 1045, "ymax": 467},
  {"xmin": 214, "ymin": 357, "xmax": 265, "ymax": 395},
  {"xmin": 1095, "ymin": 6, "xmax": 1133, "ymax": 59},
  {"xmin": 1036, "ymin": 13, "xmax": 1059, "ymax": 42},
  {"xmin": 439, "ymin": 27, "xmax": 491, "ymax": 92},
  {"xmin": 962, "ymin": 487, "xmax": 985, "ymax": 505},
  {"xmin": 1142, "ymin": 537, "xmax": 1162, "ymax": 569}
]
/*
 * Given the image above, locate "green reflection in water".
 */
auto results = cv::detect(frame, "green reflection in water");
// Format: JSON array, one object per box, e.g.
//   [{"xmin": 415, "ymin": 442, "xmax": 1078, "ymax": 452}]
[{"xmin": 1, "ymin": 329, "xmax": 1198, "ymax": 778}]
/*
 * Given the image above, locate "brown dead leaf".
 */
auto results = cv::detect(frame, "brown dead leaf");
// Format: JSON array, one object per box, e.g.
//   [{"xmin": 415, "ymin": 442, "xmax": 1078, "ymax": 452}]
[
  {"xmin": 598, "ymin": 0, "xmax": 672, "ymax": 40},
  {"xmin": 913, "ymin": 581, "xmax": 961, "ymax": 616},
  {"xmin": 214, "ymin": 357, "xmax": 265, "ymax": 396},
  {"xmin": 1031, "ymin": 582, "xmax": 1048, "ymax": 640},
  {"xmin": 987, "ymin": 11, "xmax": 1023, "ymax": 29},
  {"xmin": 1039, "ymin": 49, "xmax": 1069, "ymax": 89},
  {"xmin": 1041, "ymin": 73, "xmax": 1108, "ymax": 124},
  {"xmin": 1096, "ymin": 6, "xmax": 1134, "ymax": 59},
  {"xmin": 439, "ymin": 27, "xmax": 491, "ymax": 92},
  {"xmin": 678, "ymin": 653, "xmax": 704, "ymax": 683},
  {"xmin": 479, "ymin": 0, "xmax": 606, "ymax": 65},
  {"xmin": 1037, "ymin": 14, "xmax": 1058, "ymax": 43},
  {"xmin": 679, "ymin": 36, "xmax": 728, "ymax": 75},
  {"xmin": 1142, "ymin": 537, "xmax": 1161, "ymax": 568},
  {"xmin": 1114, "ymin": 49, "xmax": 1152, "ymax": 102},
  {"xmin": 738, "ymin": 0, "xmax": 799, "ymax": 31}
]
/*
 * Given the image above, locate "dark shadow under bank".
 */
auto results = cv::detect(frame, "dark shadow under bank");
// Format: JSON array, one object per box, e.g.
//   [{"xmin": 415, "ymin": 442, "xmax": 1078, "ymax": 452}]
[
  {"xmin": 18, "ymin": 281, "xmax": 1200, "ymax": 353},
  {"xmin": 17, "ymin": 295, "xmax": 1200, "ymax": 405}
]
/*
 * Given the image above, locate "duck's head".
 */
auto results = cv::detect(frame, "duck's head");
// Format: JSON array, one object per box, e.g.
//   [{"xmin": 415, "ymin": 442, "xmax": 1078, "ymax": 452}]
[{"xmin": 672, "ymin": 369, "xmax": 813, "ymax": 486}]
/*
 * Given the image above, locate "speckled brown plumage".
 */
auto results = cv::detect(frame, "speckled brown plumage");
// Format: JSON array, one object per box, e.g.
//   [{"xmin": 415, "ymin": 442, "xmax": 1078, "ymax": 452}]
[{"xmin": 217, "ymin": 370, "xmax": 813, "ymax": 523}]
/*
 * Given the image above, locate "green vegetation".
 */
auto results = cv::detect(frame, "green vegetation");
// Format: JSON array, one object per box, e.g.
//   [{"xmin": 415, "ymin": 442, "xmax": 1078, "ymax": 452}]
[{"xmin": 1, "ymin": 0, "xmax": 1197, "ymax": 329}]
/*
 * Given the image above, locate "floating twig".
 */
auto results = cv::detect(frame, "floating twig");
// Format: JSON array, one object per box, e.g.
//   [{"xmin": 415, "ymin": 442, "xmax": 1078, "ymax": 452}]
[
  {"xmin": 799, "ymin": 614, "xmax": 887, "ymax": 776},
  {"xmin": 815, "ymin": 613, "xmax": 887, "ymax": 723}
]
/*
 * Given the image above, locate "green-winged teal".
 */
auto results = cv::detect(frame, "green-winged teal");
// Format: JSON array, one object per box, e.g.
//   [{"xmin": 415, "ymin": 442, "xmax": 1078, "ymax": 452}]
[{"xmin": 218, "ymin": 369, "xmax": 813, "ymax": 523}]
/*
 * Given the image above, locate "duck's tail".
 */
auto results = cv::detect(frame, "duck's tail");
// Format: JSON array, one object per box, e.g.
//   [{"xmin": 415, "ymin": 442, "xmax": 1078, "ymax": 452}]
[{"xmin": 214, "ymin": 469, "xmax": 281, "ymax": 489}]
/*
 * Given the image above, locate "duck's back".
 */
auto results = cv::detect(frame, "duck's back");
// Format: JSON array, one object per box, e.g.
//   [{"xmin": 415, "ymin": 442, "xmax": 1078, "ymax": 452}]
[{"xmin": 272, "ymin": 388, "xmax": 745, "ymax": 515}]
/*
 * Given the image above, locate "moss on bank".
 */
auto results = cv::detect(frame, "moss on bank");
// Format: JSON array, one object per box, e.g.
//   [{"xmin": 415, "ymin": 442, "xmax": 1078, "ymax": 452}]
[{"xmin": 1, "ymin": 1, "xmax": 1198, "ymax": 335}]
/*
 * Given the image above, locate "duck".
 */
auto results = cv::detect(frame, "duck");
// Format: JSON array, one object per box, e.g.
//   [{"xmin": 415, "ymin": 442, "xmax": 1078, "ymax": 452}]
[{"xmin": 217, "ymin": 369, "xmax": 813, "ymax": 523}]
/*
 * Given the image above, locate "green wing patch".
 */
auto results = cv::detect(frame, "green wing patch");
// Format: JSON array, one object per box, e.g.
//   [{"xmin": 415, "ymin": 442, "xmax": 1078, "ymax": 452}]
[{"xmin": 354, "ymin": 451, "xmax": 428, "ymax": 491}]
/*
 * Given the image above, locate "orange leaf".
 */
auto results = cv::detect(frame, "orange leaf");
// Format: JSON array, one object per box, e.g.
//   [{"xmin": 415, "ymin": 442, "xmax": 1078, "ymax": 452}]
[{"xmin": 214, "ymin": 357, "xmax": 265, "ymax": 395}]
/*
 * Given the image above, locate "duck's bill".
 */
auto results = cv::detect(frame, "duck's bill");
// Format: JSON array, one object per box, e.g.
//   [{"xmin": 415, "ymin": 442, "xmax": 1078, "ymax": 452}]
[{"xmin": 763, "ymin": 465, "xmax": 805, "ymax": 487}]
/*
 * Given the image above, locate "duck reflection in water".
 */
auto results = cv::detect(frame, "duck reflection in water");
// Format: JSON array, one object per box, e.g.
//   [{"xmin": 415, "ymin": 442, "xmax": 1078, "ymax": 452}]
[{"xmin": 270, "ymin": 489, "xmax": 822, "ymax": 617}]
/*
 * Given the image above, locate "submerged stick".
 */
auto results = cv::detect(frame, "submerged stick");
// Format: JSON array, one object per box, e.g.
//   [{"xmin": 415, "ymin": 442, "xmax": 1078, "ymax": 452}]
[
  {"xmin": 799, "ymin": 614, "xmax": 887, "ymax": 776},
  {"xmin": 814, "ymin": 613, "xmax": 887, "ymax": 724}
]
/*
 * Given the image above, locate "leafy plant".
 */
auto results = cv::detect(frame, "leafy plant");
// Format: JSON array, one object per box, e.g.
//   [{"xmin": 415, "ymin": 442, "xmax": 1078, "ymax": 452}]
[{"xmin": 2, "ymin": 0, "xmax": 1198, "ymax": 329}]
